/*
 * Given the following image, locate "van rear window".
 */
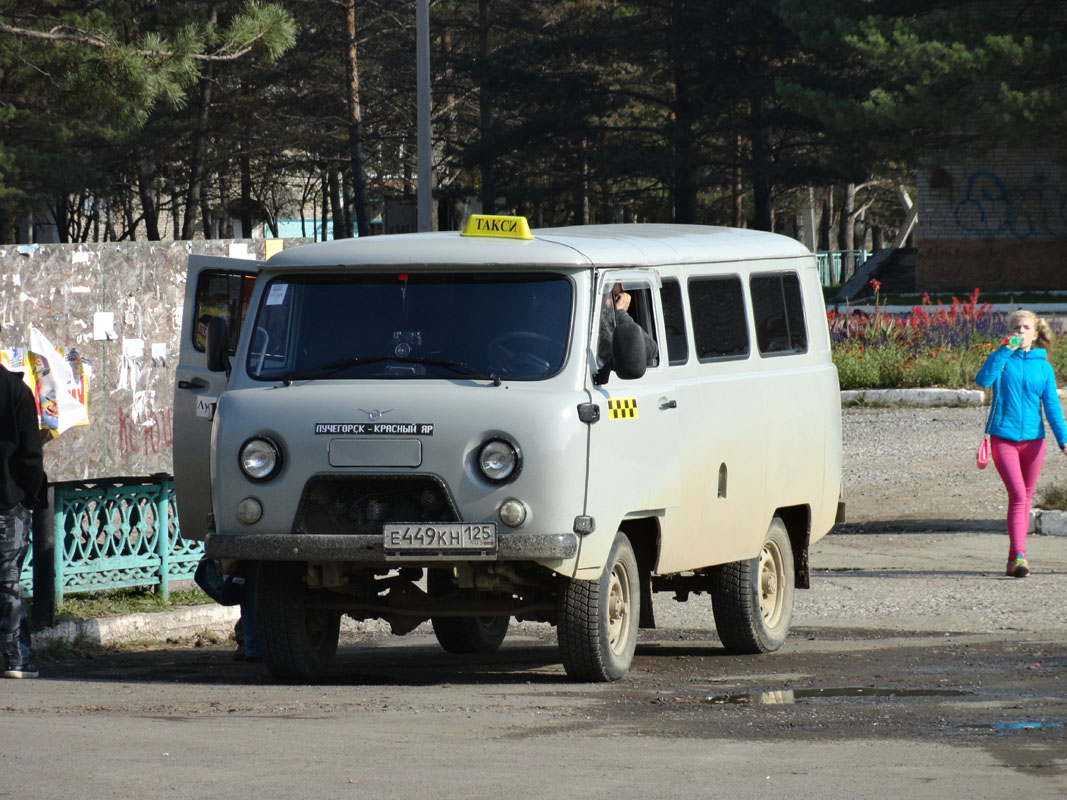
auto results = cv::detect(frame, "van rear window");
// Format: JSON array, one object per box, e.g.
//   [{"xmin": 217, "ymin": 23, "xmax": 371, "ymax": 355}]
[
  {"xmin": 750, "ymin": 273, "xmax": 808, "ymax": 356},
  {"xmin": 688, "ymin": 276, "xmax": 749, "ymax": 361},
  {"xmin": 247, "ymin": 272, "xmax": 572, "ymax": 381}
]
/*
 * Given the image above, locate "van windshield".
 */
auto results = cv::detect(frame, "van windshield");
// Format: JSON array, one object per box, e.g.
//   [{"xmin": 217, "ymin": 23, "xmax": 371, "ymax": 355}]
[{"xmin": 247, "ymin": 272, "xmax": 573, "ymax": 381}]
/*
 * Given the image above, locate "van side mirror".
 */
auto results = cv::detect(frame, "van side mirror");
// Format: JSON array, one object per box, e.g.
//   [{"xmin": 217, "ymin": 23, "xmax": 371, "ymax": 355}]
[
  {"xmin": 612, "ymin": 322, "xmax": 648, "ymax": 380},
  {"xmin": 206, "ymin": 316, "xmax": 230, "ymax": 373}
]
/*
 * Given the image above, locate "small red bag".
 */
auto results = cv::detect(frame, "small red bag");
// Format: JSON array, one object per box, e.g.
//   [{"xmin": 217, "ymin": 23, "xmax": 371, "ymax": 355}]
[{"xmin": 977, "ymin": 437, "xmax": 990, "ymax": 470}]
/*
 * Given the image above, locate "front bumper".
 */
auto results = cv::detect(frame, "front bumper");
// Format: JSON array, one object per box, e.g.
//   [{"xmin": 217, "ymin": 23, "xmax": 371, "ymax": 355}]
[{"xmin": 204, "ymin": 531, "xmax": 579, "ymax": 562}]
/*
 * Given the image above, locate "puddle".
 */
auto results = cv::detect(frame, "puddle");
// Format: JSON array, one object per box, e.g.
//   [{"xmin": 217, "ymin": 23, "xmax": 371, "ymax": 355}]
[
  {"xmin": 693, "ymin": 687, "xmax": 973, "ymax": 705},
  {"xmin": 959, "ymin": 722, "xmax": 1065, "ymax": 734}
]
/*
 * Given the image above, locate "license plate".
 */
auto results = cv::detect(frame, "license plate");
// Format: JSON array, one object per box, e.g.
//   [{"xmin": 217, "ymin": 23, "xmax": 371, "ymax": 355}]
[{"xmin": 383, "ymin": 522, "xmax": 497, "ymax": 553}]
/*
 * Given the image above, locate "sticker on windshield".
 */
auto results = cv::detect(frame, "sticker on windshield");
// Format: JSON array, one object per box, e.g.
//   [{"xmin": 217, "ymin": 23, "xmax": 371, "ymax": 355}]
[
  {"xmin": 266, "ymin": 283, "xmax": 289, "ymax": 306},
  {"xmin": 315, "ymin": 422, "xmax": 434, "ymax": 436},
  {"xmin": 607, "ymin": 398, "xmax": 637, "ymax": 420}
]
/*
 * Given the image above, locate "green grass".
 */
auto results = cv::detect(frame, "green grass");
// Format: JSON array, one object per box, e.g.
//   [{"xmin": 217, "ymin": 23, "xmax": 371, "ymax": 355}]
[
  {"xmin": 54, "ymin": 586, "xmax": 212, "ymax": 623},
  {"xmin": 1036, "ymin": 483, "xmax": 1067, "ymax": 511},
  {"xmin": 833, "ymin": 342, "xmax": 996, "ymax": 390}
]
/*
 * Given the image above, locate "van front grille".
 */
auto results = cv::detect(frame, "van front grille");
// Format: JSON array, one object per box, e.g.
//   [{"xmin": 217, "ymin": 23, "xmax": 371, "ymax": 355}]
[{"xmin": 292, "ymin": 474, "xmax": 459, "ymax": 536}]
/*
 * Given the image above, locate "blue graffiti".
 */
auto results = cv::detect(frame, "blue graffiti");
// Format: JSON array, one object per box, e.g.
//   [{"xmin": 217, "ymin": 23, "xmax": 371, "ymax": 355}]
[{"xmin": 954, "ymin": 170, "xmax": 1067, "ymax": 239}]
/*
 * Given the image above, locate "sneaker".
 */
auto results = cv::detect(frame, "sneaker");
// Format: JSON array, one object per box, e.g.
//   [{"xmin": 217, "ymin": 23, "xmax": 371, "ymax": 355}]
[
  {"xmin": 1008, "ymin": 556, "xmax": 1030, "ymax": 578},
  {"xmin": 4, "ymin": 663, "xmax": 39, "ymax": 679}
]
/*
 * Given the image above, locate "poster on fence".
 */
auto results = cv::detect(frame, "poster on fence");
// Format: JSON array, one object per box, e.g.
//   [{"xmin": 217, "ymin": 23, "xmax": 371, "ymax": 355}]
[{"xmin": 1, "ymin": 327, "xmax": 91, "ymax": 438}]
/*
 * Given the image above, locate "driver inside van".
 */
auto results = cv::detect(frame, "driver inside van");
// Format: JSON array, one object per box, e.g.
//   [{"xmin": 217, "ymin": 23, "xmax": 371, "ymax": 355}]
[{"xmin": 597, "ymin": 282, "xmax": 659, "ymax": 374}]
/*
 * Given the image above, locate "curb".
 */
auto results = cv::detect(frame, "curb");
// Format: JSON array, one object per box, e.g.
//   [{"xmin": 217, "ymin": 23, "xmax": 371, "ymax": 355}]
[
  {"xmin": 840, "ymin": 388, "xmax": 985, "ymax": 406},
  {"xmin": 1032, "ymin": 509, "xmax": 1067, "ymax": 536},
  {"xmin": 32, "ymin": 603, "xmax": 398, "ymax": 649},
  {"xmin": 33, "ymin": 604, "xmax": 240, "ymax": 649}
]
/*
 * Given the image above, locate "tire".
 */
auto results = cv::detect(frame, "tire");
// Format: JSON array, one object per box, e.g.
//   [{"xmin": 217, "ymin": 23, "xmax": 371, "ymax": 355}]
[
  {"xmin": 557, "ymin": 531, "xmax": 640, "ymax": 681},
  {"xmin": 257, "ymin": 560, "xmax": 341, "ymax": 681},
  {"xmin": 427, "ymin": 569, "xmax": 510, "ymax": 654},
  {"xmin": 710, "ymin": 517, "xmax": 795, "ymax": 654},
  {"xmin": 432, "ymin": 616, "xmax": 510, "ymax": 654}
]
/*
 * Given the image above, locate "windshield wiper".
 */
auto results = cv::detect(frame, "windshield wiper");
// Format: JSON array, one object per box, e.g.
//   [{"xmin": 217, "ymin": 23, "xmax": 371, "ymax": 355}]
[
  {"xmin": 280, "ymin": 355, "xmax": 394, "ymax": 385},
  {"xmin": 396, "ymin": 356, "xmax": 502, "ymax": 386},
  {"xmin": 280, "ymin": 355, "xmax": 501, "ymax": 386}
]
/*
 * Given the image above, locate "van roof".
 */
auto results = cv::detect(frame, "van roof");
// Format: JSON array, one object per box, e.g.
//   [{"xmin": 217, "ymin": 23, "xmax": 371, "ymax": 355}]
[{"xmin": 265, "ymin": 223, "xmax": 811, "ymax": 271}]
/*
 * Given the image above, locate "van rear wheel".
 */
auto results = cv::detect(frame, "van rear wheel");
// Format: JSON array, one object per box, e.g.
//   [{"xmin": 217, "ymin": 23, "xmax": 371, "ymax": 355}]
[
  {"xmin": 557, "ymin": 532, "xmax": 639, "ymax": 681},
  {"xmin": 257, "ymin": 560, "xmax": 341, "ymax": 681},
  {"xmin": 431, "ymin": 616, "xmax": 510, "ymax": 654},
  {"xmin": 710, "ymin": 518, "xmax": 794, "ymax": 654}
]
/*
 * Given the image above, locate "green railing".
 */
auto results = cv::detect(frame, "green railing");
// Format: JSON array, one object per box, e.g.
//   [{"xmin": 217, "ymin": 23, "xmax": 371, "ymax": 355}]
[
  {"xmin": 816, "ymin": 250, "xmax": 870, "ymax": 286},
  {"xmin": 19, "ymin": 475, "xmax": 203, "ymax": 603}
]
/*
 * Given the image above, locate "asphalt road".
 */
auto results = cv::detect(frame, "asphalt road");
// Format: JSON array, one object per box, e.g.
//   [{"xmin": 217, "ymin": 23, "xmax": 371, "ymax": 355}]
[
  {"xmin": 4, "ymin": 529, "xmax": 1067, "ymax": 800},
  {"xmin": 5, "ymin": 406, "xmax": 1067, "ymax": 798}
]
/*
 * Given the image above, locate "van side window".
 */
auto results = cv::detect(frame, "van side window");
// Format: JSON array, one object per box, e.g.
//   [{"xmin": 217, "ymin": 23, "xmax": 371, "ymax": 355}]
[
  {"xmin": 750, "ymin": 272, "xmax": 808, "ymax": 356},
  {"xmin": 597, "ymin": 281, "xmax": 661, "ymax": 371},
  {"xmin": 193, "ymin": 270, "xmax": 256, "ymax": 353},
  {"xmin": 688, "ymin": 276, "xmax": 749, "ymax": 360},
  {"xmin": 660, "ymin": 279, "xmax": 688, "ymax": 365}
]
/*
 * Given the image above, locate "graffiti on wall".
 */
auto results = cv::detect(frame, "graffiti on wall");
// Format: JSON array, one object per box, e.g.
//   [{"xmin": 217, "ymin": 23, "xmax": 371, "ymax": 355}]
[
  {"xmin": 117, "ymin": 405, "xmax": 173, "ymax": 458},
  {"xmin": 954, "ymin": 170, "xmax": 1067, "ymax": 239}
]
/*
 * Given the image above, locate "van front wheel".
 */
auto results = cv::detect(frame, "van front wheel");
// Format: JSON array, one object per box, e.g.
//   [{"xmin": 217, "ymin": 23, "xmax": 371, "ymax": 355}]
[
  {"xmin": 710, "ymin": 518, "xmax": 794, "ymax": 654},
  {"xmin": 257, "ymin": 560, "xmax": 341, "ymax": 681},
  {"xmin": 557, "ymin": 532, "xmax": 640, "ymax": 681}
]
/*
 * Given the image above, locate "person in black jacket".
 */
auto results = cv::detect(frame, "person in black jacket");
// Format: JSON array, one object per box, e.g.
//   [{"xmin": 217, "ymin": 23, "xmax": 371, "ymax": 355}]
[{"xmin": 0, "ymin": 359, "xmax": 46, "ymax": 678}]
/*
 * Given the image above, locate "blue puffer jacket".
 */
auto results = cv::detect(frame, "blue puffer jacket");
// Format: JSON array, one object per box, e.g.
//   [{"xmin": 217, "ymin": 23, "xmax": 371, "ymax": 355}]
[{"xmin": 975, "ymin": 346, "xmax": 1067, "ymax": 446}]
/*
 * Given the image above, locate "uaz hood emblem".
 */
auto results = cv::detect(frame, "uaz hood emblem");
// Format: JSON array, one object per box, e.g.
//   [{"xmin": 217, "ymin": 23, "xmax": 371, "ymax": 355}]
[{"xmin": 359, "ymin": 408, "xmax": 395, "ymax": 421}]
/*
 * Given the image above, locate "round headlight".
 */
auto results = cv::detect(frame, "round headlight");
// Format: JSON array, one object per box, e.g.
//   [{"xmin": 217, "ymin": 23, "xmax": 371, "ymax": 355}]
[
  {"xmin": 239, "ymin": 437, "xmax": 282, "ymax": 482},
  {"xmin": 478, "ymin": 438, "xmax": 520, "ymax": 483}
]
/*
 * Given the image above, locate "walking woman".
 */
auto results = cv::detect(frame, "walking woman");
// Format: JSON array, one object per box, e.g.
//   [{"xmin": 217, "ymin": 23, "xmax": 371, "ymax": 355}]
[{"xmin": 976, "ymin": 310, "xmax": 1067, "ymax": 578}]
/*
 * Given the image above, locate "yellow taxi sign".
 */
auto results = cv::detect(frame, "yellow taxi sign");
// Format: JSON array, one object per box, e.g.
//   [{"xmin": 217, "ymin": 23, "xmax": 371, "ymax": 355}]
[{"xmin": 461, "ymin": 214, "xmax": 533, "ymax": 240}]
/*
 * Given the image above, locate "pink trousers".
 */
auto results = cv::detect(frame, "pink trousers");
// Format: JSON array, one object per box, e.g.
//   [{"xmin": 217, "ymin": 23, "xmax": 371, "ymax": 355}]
[{"xmin": 990, "ymin": 436, "xmax": 1046, "ymax": 560}]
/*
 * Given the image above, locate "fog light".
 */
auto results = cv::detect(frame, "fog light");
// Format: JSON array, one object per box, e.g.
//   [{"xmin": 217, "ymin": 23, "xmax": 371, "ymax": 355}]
[
  {"xmin": 499, "ymin": 498, "xmax": 527, "ymax": 527},
  {"xmin": 236, "ymin": 497, "xmax": 263, "ymax": 525}
]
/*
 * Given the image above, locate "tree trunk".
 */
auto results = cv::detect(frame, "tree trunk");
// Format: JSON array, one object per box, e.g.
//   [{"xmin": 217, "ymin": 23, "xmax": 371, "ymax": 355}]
[
  {"xmin": 240, "ymin": 152, "xmax": 253, "ymax": 238},
  {"xmin": 181, "ymin": 6, "xmax": 218, "ymax": 240},
  {"xmin": 137, "ymin": 159, "xmax": 161, "ymax": 240},
  {"xmin": 321, "ymin": 171, "xmax": 329, "ymax": 241},
  {"xmin": 669, "ymin": 3, "xmax": 696, "ymax": 224},
  {"xmin": 217, "ymin": 163, "xmax": 231, "ymax": 237},
  {"xmin": 478, "ymin": 0, "xmax": 494, "ymax": 214},
  {"xmin": 344, "ymin": 0, "xmax": 371, "ymax": 237},
  {"xmin": 818, "ymin": 186, "xmax": 834, "ymax": 251},
  {"xmin": 328, "ymin": 168, "xmax": 343, "ymax": 241},
  {"xmin": 750, "ymin": 133, "xmax": 773, "ymax": 232},
  {"xmin": 749, "ymin": 86, "xmax": 773, "ymax": 232},
  {"xmin": 577, "ymin": 139, "xmax": 589, "ymax": 224},
  {"xmin": 732, "ymin": 136, "xmax": 744, "ymax": 228},
  {"xmin": 838, "ymin": 182, "xmax": 857, "ymax": 279},
  {"xmin": 53, "ymin": 199, "xmax": 69, "ymax": 243}
]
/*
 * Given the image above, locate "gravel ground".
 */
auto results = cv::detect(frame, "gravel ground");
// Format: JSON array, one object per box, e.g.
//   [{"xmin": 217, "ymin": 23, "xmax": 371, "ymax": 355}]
[{"xmin": 839, "ymin": 404, "xmax": 1067, "ymax": 526}]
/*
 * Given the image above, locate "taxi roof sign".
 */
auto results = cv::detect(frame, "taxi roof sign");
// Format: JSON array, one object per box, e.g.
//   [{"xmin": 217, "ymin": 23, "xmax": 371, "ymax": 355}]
[{"xmin": 461, "ymin": 214, "xmax": 533, "ymax": 240}]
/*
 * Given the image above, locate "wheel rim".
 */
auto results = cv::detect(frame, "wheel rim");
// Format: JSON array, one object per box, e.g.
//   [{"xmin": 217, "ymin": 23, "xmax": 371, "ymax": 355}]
[
  {"xmin": 758, "ymin": 539, "xmax": 785, "ymax": 627},
  {"xmin": 606, "ymin": 561, "xmax": 632, "ymax": 655}
]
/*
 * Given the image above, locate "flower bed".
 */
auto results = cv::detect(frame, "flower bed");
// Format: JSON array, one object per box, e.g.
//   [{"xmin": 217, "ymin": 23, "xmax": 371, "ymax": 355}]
[{"xmin": 829, "ymin": 286, "xmax": 1067, "ymax": 390}]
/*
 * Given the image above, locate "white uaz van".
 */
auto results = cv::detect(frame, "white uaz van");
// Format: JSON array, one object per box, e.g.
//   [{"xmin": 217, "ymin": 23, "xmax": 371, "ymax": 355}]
[{"xmin": 174, "ymin": 216, "xmax": 843, "ymax": 682}]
